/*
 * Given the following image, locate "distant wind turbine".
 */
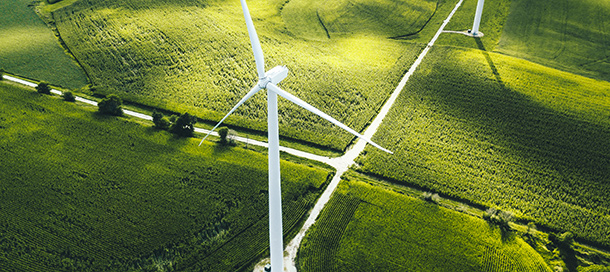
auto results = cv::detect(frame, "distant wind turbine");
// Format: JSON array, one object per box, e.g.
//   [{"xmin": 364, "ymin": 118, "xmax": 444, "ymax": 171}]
[
  {"xmin": 199, "ymin": 0, "xmax": 393, "ymax": 270},
  {"xmin": 471, "ymin": 0, "xmax": 485, "ymax": 36}
]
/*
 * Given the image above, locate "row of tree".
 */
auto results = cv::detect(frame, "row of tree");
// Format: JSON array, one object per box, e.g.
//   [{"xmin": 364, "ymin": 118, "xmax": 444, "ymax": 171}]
[{"xmin": 27, "ymin": 79, "xmax": 230, "ymax": 141}]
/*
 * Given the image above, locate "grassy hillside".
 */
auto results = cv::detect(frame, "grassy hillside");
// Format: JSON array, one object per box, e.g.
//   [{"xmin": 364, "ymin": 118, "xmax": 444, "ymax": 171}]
[
  {"xmin": 0, "ymin": 81, "xmax": 332, "ymax": 271},
  {"xmin": 50, "ymin": 0, "xmax": 428, "ymax": 151},
  {"xmin": 357, "ymin": 46, "xmax": 610, "ymax": 247},
  {"xmin": 497, "ymin": 0, "xmax": 610, "ymax": 82},
  {"xmin": 434, "ymin": 0, "xmax": 512, "ymax": 51},
  {"xmin": 283, "ymin": 0, "xmax": 437, "ymax": 40},
  {"xmin": 298, "ymin": 175, "xmax": 551, "ymax": 272},
  {"xmin": 0, "ymin": 0, "xmax": 87, "ymax": 89}
]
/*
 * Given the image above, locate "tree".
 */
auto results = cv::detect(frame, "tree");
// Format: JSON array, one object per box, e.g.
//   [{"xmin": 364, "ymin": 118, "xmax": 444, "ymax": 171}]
[
  {"xmin": 218, "ymin": 127, "xmax": 229, "ymax": 144},
  {"xmin": 152, "ymin": 110, "xmax": 170, "ymax": 130},
  {"xmin": 170, "ymin": 112, "xmax": 197, "ymax": 137},
  {"xmin": 62, "ymin": 91, "xmax": 76, "ymax": 102},
  {"xmin": 0, "ymin": 68, "xmax": 4, "ymax": 80},
  {"xmin": 98, "ymin": 94, "xmax": 123, "ymax": 116},
  {"xmin": 36, "ymin": 82, "xmax": 51, "ymax": 94}
]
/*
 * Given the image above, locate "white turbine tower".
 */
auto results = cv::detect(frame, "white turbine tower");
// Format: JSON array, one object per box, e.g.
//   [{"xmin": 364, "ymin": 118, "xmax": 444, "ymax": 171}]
[
  {"xmin": 199, "ymin": 0, "xmax": 392, "ymax": 270},
  {"xmin": 471, "ymin": 0, "xmax": 485, "ymax": 36}
]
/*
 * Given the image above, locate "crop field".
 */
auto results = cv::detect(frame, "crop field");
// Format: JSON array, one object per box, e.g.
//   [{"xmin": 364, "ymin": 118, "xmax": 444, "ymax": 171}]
[
  {"xmin": 283, "ymin": 0, "xmax": 437, "ymax": 40},
  {"xmin": 298, "ymin": 175, "xmax": 552, "ymax": 272},
  {"xmin": 0, "ymin": 81, "xmax": 333, "ymax": 271},
  {"xmin": 357, "ymin": 46, "xmax": 610, "ymax": 247},
  {"xmin": 0, "ymin": 0, "xmax": 87, "ymax": 89},
  {"xmin": 48, "ymin": 0, "xmax": 436, "ymax": 151},
  {"xmin": 496, "ymin": 0, "xmax": 610, "ymax": 82},
  {"xmin": 433, "ymin": 0, "xmax": 512, "ymax": 51}
]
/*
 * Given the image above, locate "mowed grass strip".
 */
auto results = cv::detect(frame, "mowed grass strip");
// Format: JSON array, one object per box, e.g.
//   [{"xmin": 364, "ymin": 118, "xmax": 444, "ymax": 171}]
[
  {"xmin": 0, "ymin": 0, "xmax": 87, "ymax": 89},
  {"xmin": 298, "ymin": 175, "xmax": 552, "ymax": 272},
  {"xmin": 51, "ymin": 0, "xmax": 423, "ymax": 151},
  {"xmin": 0, "ymin": 81, "xmax": 332, "ymax": 271},
  {"xmin": 357, "ymin": 46, "xmax": 610, "ymax": 247}
]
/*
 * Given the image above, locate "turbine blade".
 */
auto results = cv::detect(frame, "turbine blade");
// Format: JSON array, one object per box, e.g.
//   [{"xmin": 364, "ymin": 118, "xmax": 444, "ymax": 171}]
[
  {"xmin": 240, "ymin": 0, "xmax": 266, "ymax": 79},
  {"xmin": 199, "ymin": 85, "xmax": 263, "ymax": 146},
  {"xmin": 266, "ymin": 83, "xmax": 393, "ymax": 154}
]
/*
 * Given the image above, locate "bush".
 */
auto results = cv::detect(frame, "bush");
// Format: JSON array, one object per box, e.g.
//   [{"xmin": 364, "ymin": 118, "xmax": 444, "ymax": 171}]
[
  {"xmin": 218, "ymin": 127, "xmax": 229, "ymax": 144},
  {"xmin": 36, "ymin": 82, "xmax": 51, "ymax": 94},
  {"xmin": 98, "ymin": 94, "xmax": 123, "ymax": 116},
  {"xmin": 0, "ymin": 69, "xmax": 4, "ymax": 80},
  {"xmin": 62, "ymin": 91, "xmax": 75, "ymax": 102},
  {"xmin": 170, "ymin": 113, "xmax": 197, "ymax": 137},
  {"xmin": 483, "ymin": 208, "xmax": 514, "ymax": 231},
  {"xmin": 559, "ymin": 232, "xmax": 574, "ymax": 246},
  {"xmin": 422, "ymin": 192, "xmax": 440, "ymax": 203},
  {"xmin": 152, "ymin": 110, "xmax": 170, "ymax": 130}
]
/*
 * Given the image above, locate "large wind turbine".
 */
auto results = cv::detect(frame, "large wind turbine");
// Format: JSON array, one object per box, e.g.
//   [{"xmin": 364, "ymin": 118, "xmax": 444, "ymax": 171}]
[
  {"xmin": 199, "ymin": 0, "xmax": 392, "ymax": 270},
  {"xmin": 471, "ymin": 0, "xmax": 485, "ymax": 36}
]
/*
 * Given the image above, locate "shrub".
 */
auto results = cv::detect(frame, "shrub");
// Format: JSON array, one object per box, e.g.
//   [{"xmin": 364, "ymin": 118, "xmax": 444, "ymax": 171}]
[
  {"xmin": 98, "ymin": 94, "xmax": 123, "ymax": 116},
  {"xmin": 36, "ymin": 82, "xmax": 51, "ymax": 94},
  {"xmin": 422, "ymin": 192, "xmax": 440, "ymax": 203},
  {"xmin": 152, "ymin": 110, "xmax": 170, "ymax": 130},
  {"xmin": 0, "ymin": 69, "xmax": 4, "ymax": 80},
  {"xmin": 559, "ymin": 232, "xmax": 574, "ymax": 246},
  {"xmin": 218, "ymin": 127, "xmax": 229, "ymax": 144},
  {"xmin": 483, "ymin": 208, "xmax": 513, "ymax": 231},
  {"xmin": 62, "ymin": 91, "xmax": 75, "ymax": 102},
  {"xmin": 170, "ymin": 113, "xmax": 197, "ymax": 137}
]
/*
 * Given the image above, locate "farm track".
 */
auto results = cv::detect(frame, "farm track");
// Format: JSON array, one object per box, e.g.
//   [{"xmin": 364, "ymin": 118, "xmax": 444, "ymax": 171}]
[{"xmin": 3, "ymin": 0, "xmax": 464, "ymax": 270}]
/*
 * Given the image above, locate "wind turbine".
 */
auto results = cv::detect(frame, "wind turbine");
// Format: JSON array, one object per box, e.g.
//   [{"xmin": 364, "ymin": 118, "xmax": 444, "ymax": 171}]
[
  {"xmin": 471, "ymin": 0, "xmax": 485, "ymax": 36},
  {"xmin": 199, "ymin": 0, "xmax": 392, "ymax": 270}
]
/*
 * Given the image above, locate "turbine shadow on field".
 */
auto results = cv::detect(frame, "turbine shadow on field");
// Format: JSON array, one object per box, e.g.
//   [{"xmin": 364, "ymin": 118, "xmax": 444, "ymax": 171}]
[
  {"xmin": 424, "ymin": 47, "xmax": 610, "ymax": 213},
  {"xmin": 474, "ymin": 37, "xmax": 505, "ymax": 89}
]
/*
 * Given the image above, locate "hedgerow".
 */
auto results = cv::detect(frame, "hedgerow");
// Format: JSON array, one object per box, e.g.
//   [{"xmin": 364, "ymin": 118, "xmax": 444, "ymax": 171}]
[
  {"xmin": 357, "ymin": 46, "xmax": 610, "ymax": 247},
  {"xmin": 0, "ymin": 82, "xmax": 332, "ymax": 271}
]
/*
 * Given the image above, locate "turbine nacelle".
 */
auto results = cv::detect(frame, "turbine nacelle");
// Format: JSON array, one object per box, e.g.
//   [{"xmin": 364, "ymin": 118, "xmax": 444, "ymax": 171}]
[{"xmin": 259, "ymin": 65, "xmax": 289, "ymax": 88}]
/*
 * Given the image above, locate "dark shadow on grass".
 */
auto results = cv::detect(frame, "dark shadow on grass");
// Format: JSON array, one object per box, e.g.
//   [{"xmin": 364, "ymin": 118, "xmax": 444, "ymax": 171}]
[
  {"xmin": 474, "ymin": 37, "xmax": 505, "ymax": 89},
  {"xmin": 421, "ymin": 46, "xmax": 610, "ymax": 213},
  {"xmin": 382, "ymin": 46, "xmax": 610, "ymax": 248}
]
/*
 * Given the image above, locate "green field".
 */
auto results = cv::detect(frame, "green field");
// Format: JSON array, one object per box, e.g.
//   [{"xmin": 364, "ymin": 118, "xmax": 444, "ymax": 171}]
[
  {"xmin": 50, "ymin": 0, "xmax": 431, "ymax": 151},
  {"xmin": 0, "ymin": 0, "xmax": 87, "ymax": 89},
  {"xmin": 497, "ymin": 0, "xmax": 610, "ymax": 82},
  {"xmin": 433, "ymin": 0, "xmax": 512, "ymax": 51},
  {"xmin": 357, "ymin": 45, "xmax": 610, "ymax": 247},
  {"xmin": 298, "ymin": 175, "xmax": 552, "ymax": 272},
  {"xmin": 283, "ymin": 0, "xmax": 437, "ymax": 40},
  {"xmin": 0, "ymin": 81, "xmax": 332, "ymax": 271}
]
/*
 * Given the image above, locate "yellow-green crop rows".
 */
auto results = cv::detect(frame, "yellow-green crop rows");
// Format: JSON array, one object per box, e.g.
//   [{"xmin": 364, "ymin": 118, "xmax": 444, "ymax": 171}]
[
  {"xmin": 0, "ymin": 81, "xmax": 332, "ymax": 271},
  {"xmin": 298, "ymin": 175, "xmax": 552, "ymax": 271},
  {"xmin": 52, "ymin": 0, "xmax": 427, "ymax": 151},
  {"xmin": 358, "ymin": 46, "xmax": 610, "ymax": 247}
]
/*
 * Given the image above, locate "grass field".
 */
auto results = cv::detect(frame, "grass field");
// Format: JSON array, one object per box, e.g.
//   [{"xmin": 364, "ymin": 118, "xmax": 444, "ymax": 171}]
[
  {"xmin": 50, "ymin": 0, "xmax": 431, "ymax": 151},
  {"xmin": 0, "ymin": 0, "xmax": 87, "ymax": 89},
  {"xmin": 0, "ymin": 81, "xmax": 333, "ymax": 271},
  {"xmin": 283, "ymin": 0, "xmax": 438, "ymax": 40},
  {"xmin": 496, "ymin": 0, "xmax": 610, "ymax": 82},
  {"xmin": 433, "ymin": 0, "xmax": 512, "ymax": 51},
  {"xmin": 298, "ymin": 175, "xmax": 552, "ymax": 272},
  {"xmin": 357, "ymin": 45, "xmax": 610, "ymax": 247}
]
